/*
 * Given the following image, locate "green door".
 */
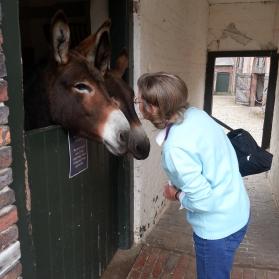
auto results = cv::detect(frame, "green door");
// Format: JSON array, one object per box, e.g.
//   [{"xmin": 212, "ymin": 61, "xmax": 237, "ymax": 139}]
[
  {"xmin": 25, "ymin": 127, "xmax": 119, "ymax": 279},
  {"xmin": 216, "ymin": 72, "xmax": 230, "ymax": 93}
]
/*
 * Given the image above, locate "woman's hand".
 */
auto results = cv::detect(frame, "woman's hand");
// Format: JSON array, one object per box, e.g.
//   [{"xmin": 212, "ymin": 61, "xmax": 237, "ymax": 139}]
[{"xmin": 163, "ymin": 184, "xmax": 180, "ymax": 201}]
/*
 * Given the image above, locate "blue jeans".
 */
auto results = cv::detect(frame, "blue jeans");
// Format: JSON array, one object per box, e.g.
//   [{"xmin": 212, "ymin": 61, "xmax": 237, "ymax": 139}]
[{"xmin": 193, "ymin": 223, "xmax": 248, "ymax": 279}]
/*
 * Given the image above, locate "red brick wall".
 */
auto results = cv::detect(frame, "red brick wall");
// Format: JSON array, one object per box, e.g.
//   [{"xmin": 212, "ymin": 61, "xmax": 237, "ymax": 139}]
[{"xmin": 0, "ymin": 11, "xmax": 22, "ymax": 279}]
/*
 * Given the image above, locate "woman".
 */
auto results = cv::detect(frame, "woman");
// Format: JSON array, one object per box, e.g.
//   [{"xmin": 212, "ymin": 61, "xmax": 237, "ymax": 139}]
[{"xmin": 136, "ymin": 72, "xmax": 250, "ymax": 279}]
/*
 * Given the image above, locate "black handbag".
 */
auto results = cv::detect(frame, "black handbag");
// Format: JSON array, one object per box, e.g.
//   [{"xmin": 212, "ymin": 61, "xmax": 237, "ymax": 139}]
[{"xmin": 212, "ymin": 116, "xmax": 273, "ymax": 177}]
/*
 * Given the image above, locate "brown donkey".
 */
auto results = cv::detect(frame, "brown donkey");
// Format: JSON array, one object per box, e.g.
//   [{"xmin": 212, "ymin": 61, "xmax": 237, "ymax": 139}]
[
  {"xmin": 24, "ymin": 11, "xmax": 150, "ymax": 159},
  {"xmin": 104, "ymin": 49, "xmax": 150, "ymax": 160}
]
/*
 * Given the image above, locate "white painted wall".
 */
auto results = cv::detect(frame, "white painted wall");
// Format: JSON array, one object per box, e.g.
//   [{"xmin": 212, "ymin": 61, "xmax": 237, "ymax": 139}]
[
  {"xmin": 269, "ymin": 2, "xmax": 279, "ymax": 206},
  {"xmin": 270, "ymin": 72, "xmax": 279, "ymax": 207},
  {"xmin": 133, "ymin": 0, "xmax": 209, "ymax": 242},
  {"xmin": 208, "ymin": 1, "xmax": 278, "ymax": 51}
]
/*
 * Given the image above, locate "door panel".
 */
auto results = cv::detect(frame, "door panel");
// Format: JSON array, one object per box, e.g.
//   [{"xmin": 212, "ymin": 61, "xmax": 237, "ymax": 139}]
[
  {"xmin": 216, "ymin": 72, "xmax": 230, "ymax": 92},
  {"xmin": 25, "ymin": 126, "xmax": 118, "ymax": 278}
]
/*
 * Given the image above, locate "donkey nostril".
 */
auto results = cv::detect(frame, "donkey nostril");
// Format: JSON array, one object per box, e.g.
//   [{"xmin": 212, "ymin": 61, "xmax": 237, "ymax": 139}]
[
  {"xmin": 135, "ymin": 144, "xmax": 142, "ymax": 154},
  {"xmin": 134, "ymin": 139, "xmax": 150, "ymax": 159},
  {"xmin": 119, "ymin": 131, "xmax": 128, "ymax": 144},
  {"xmin": 119, "ymin": 133, "xmax": 124, "ymax": 142}
]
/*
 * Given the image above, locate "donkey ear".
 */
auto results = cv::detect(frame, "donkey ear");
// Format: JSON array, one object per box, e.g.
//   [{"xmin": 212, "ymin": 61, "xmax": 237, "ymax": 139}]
[
  {"xmin": 51, "ymin": 10, "xmax": 70, "ymax": 64},
  {"xmin": 75, "ymin": 20, "xmax": 111, "ymax": 75},
  {"xmin": 94, "ymin": 27, "xmax": 111, "ymax": 75},
  {"xmin": 111, "ymin": 48, "xmax": 129, "ymax": 78}
]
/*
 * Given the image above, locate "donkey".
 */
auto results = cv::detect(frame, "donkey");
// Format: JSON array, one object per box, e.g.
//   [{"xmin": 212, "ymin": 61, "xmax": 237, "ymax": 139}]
[
  {"xmin": 105, "ymin": 50, "xmax": 150, "ymax": 159},
  {"xmin": 74, "ymin": 19, "xmax": 150, "ymax": 159},
  {"xmin": 24, "ymin": 11, "xmax": 150, "ymax": 159}
]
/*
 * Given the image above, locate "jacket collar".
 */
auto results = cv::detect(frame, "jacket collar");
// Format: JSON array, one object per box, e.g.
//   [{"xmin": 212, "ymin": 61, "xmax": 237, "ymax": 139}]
[{"xmin": 155, "ymin": 124, "xmax": 173, "ymax": 146}]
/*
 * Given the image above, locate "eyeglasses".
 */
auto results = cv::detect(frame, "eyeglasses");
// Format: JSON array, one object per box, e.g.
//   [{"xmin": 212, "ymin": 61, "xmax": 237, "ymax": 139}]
[{"xmin": 133, "ymin": 96, "xmax": 143, "ymax": 104}]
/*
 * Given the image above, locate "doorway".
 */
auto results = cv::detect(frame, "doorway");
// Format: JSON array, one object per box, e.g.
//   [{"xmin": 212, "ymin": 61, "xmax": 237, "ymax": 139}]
[
  {"xmin": 204, "ymin": 51, "xmax": 278, "ymax": 149},
  {"xmin": 215, "ymin": 72, "xmax": 230, "ymax": 93}
]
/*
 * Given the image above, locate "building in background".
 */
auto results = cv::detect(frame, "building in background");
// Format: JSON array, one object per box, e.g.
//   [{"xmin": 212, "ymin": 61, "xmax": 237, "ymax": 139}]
[{"xmin": 214, "ymin": 57, "xmax": 270, "ymax": 107}]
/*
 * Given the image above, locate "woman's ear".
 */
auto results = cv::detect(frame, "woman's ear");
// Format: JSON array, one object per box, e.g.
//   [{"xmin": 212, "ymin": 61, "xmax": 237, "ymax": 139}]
[
  {"xmin": 140, "ymin": 100, "xmax": 158, "ymax": 121},
  {"xmin": 144, "ymin": 102, "xmax": 158, "ymax": 114}
]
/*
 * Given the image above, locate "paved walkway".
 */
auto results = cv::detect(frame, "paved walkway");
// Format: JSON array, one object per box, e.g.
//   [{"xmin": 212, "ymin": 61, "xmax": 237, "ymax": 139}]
[
  {"xmin": 102, "ymin": 96, "xmax": 279, "ymax": 278},
  {"xmin": 212, "ymin": 95, "xmax": 265, "ymax": 146},
  {"xmin": 126, "ymin": 173, "xmax": 279, "ymax": 278}
]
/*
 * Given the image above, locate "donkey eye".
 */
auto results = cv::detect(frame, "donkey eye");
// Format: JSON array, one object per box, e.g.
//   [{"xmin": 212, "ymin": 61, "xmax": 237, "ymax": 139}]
[{"xmin": 73, "ymin": 83, "xmax": 93, "ymax": 94}]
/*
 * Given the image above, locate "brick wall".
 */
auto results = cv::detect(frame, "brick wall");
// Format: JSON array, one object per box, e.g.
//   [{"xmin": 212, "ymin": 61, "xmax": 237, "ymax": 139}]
[{"xmin": 0, "ymin": 9, "xmax": 22, "ymax": 279}]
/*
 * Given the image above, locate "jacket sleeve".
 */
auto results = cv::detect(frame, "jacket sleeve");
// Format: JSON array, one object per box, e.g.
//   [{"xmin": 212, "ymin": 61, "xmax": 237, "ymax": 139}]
[{"xmin": 162, "ymin": 146, "xmax": 214, "ymax": 213}]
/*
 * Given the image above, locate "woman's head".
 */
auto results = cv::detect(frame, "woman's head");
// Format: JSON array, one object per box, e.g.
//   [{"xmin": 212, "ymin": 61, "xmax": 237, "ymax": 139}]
[{"xmin": 137, "ymin": 72, "xmax": 189, "ymax": 129}]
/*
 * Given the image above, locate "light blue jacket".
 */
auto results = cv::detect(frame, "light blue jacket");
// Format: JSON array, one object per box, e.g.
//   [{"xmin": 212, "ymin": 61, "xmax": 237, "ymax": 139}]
[{"xmin": 162, "ymin": 107, "xmax": 250, "ymax": 240}]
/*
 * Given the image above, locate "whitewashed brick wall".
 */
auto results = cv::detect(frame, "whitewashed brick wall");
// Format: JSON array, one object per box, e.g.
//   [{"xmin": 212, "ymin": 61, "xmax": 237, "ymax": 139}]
[
  {"xmin": 208, "ymin": 1, "xmax": 278, "ymax": 51},
  {"xmin": 133, "ymin": 0, "xmax": 209, "ymax": 242},
  {"xmin": 269, "ymin": 3, "xmax": 279, "ymax": 206}
]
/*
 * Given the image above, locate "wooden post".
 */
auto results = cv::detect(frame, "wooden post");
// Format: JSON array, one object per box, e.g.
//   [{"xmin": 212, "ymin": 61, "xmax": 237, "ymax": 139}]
[{"xmin": 249, "ymin": 73, "xmax": 257, "ymax": 107}]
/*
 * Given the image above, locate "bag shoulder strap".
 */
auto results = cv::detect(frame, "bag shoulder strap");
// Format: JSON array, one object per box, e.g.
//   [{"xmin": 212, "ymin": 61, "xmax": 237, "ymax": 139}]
[
  {"xmin": 164, "ymin": 124, "xmax": 173, "ymax": 141},
  {"xmin": 211, "ymin": 116, "xmax": 234, "ymax": 132}
]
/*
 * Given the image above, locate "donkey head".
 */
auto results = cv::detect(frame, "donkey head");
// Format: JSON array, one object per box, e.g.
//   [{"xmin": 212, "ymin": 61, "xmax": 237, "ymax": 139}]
[
  {"xmin": 48, "ymin": 11, "xmax": 130, "ymax": 156},
  {"xmin": 104, "ymin": 50, "xmax": 150, "ymax": 160},
  {"xmin": 76, "ymin": 23, "xmax": 150, "ymax": 160}
]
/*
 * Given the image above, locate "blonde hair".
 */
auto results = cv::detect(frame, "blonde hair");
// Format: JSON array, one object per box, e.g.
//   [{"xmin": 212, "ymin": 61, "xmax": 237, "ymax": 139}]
[{"xmin": 137, "ymin": 72, "xmax": 189, "ymax": 129}]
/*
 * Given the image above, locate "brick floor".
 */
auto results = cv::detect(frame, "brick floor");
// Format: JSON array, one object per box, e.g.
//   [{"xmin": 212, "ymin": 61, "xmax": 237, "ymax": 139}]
[{"xmin": 127, "ymin": 245, "xmax": 279, "ymax": 279}]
